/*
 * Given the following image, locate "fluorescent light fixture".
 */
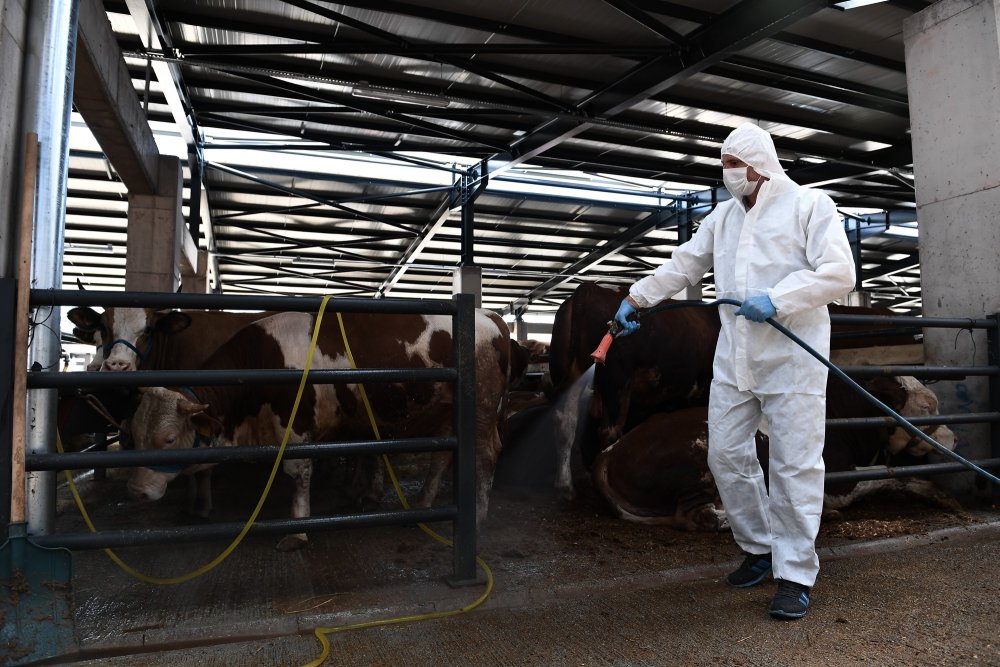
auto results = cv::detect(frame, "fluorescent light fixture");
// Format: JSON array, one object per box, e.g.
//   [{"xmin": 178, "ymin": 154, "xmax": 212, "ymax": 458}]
[
  {"xmin": 834, "ymin": 0, "xmax": 889, "ymax": 9},
  {"xmin": 66, "ymin": 242, "xmax": 115, "ymax": 254},
  {"xmin": 885, "ymin": 225, "xmax": 919, "ymax": 238},
  {"xmin": 351, "ymin": 85, "xmax": 451, "ymax": 108}
]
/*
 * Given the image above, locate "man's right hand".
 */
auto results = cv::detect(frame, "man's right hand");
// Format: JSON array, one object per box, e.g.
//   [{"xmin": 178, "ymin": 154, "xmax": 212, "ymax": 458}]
[{"xmin": 614, "ymin": 299, "xmax": 640, "ymax": 336}]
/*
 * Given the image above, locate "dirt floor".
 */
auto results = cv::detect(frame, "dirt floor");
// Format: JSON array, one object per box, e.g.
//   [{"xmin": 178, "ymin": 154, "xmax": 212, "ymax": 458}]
[{"xmin": 15, "ymin": 456, "xmax": 997, "ymax": 666}]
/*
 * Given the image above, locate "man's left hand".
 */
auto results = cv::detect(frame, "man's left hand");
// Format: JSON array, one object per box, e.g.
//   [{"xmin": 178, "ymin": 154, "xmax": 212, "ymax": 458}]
[{"xmin": 736, "ymin": 295, "xmax": 777, "ymax": 322}]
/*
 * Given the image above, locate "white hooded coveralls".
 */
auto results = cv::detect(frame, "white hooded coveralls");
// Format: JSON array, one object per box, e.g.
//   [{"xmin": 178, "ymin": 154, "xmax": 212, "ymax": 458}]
[{"xmin": 629, "ymin": 123, "xmax": 856, "ymax": 586}]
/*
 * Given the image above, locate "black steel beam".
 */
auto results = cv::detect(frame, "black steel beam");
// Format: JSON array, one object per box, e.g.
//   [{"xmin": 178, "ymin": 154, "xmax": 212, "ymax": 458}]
[
  {"xmin": 707, "ymin": 60, "xmax": 908, "ymax": 117},
  {"xmin": 498, "ymin": 0, "xmax": 829, "ymax": 173},
  {"xmin": 601, "ymin": 0, "xmax": 689, "ymax": 44}
]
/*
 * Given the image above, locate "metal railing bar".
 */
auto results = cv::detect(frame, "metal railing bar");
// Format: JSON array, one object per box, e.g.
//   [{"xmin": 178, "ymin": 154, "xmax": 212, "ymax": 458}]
[
  {"xmin": 825, "ymin": 458, "xmax": 1000, "ymax": 483},
  {"xmin": 29, "ymin": 367, "xmax": 456, "ymax": 389},
  {"xmin": 826, "ymin": 412, "xmax": 1000, "ymax": 429},
  {"xmin": 839, "ymin": 365, "xmax": 999, "ymax": 378},
  {"xmin": 30, "ymin": 288, "xmax": 457, "ymax": 315},
  {"xmin": 830, "ymin": 313, "xmax": 994, "ymax": 329},
  {"xmin": 32, "ymin": 437, "xmax": 457, "ymax": 470},
  {"xmin": 33, "ymin": 506, "xmax": 456, "ymax": 550}
]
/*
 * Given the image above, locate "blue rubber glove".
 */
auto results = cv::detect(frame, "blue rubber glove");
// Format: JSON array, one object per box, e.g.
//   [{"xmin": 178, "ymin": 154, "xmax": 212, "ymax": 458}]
[
  {"xmin": 614, "ymin": 299, "xmax": 640, "ymax": 336},
  {"xmin": 735, "ymin": 295, "xmax": 777, "ymax": 323}
]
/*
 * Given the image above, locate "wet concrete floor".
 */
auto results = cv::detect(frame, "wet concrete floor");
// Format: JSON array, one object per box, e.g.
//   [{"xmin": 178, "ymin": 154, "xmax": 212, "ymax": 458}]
[{"xmin": 26, "ymin": 462, "xmax": 1000, "ymax": 666}]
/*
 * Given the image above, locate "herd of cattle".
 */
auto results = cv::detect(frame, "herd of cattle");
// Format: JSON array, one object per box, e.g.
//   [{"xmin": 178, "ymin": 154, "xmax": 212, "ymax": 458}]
[{"xmin": 58, "ymin": 282, "xmax": 960, "ymax": 548}]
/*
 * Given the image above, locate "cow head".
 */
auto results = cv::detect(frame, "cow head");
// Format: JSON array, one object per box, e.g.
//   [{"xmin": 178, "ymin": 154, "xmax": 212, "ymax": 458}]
[
  {"xmin": 126, "ymin": 387, "xmax": 223, "ymax": 502},
  {"xmin": 887, "ymin": 377, "xmax": 958, "ymax": 456},
  {"xmin": 71, "ymin": 326, "xmax": 105, "ymax": 371},
  {"xmin": 67, "ymin": 307, "xmax": 193, "ymax": 371}
]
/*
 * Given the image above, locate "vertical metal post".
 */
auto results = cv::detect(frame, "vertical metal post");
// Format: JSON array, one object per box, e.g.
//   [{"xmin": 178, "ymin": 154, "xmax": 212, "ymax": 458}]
[
  {"xmin": 853, "ymin": 219, "xmax": 863, "ymax": 293},
  {"xmin": 449, "ymin": 293, "xmax": 478, "ymax": 584},
  {"xmin": 989, "ymin": 314, "xmax": 1000, "ymax": 504},
  {"xmin": 187, "ymin": 146, "xmax": 202, "ymax": 243},
  {"xmin": 460, "ymin": 171, "xmax": 475, "ymax": 266},
  {"xmin": 22, "ymin": 0, "xmax": 80, "ymax": 535}
]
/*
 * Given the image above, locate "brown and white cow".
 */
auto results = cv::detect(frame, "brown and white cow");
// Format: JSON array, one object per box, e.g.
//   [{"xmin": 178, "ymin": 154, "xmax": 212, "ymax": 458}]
[
  {"xmin": 821, "ymin": 374, "xmax": 959, "ymax": 515},
  {"xmin": 64, "ymin": 307, "xmax": 282, "ymax": 512},
  {"xmin": 67, "ymin": 306, "xmax": 279, "ymax": 372},
  {"xmin": 126, "ymin": 309, "xmax": 510, "ymax": 551},
  {"xmin": 592, "ymin": 376, "xmax": 958, "ymax": 527}
]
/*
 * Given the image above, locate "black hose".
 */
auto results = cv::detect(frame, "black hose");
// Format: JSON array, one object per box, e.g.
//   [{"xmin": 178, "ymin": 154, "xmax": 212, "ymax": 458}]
[{"xmin": 638, "ymin": 298, "xmax": 1000, "ymax": 486}]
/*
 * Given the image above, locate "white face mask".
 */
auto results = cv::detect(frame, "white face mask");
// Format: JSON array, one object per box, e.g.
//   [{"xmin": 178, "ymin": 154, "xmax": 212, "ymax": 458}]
[{"xmin": 723, "ymin": 167, "xmax": 760, "ymax": 198}]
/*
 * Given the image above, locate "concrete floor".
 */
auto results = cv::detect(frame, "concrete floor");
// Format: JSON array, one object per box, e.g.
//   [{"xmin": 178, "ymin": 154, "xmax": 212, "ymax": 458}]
[{"xmin": 21, "ymin": 464, "xmax": 1000, "ymax": 666}]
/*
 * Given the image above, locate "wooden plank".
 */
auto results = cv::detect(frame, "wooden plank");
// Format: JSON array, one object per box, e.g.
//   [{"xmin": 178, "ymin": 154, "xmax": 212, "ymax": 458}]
[{"xmin": 830, "ymin": 344, "xmax": 924, "ymax": 367}]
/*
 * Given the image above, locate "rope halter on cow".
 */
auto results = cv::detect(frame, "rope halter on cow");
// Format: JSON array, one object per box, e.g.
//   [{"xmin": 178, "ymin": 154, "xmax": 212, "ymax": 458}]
[{"xmin": 103, "ymin": 336, "xmax": 153, "ymax": 367}]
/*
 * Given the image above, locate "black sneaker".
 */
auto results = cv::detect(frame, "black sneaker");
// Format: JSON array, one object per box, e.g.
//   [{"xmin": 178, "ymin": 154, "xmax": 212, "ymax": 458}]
[
  {"xmin": 726, "ymin": 552, "xmax": 772, "ymax": 588},
  {"xmin": 769, "ymin": 579, "xmax": 811, "ymax": 619}
]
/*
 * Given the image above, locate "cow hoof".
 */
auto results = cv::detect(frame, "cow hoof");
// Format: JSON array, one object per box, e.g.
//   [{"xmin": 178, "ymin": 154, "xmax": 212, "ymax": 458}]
[{"xmin": 276, "ymin": 534, "xmax": 308, "ymax": 552}]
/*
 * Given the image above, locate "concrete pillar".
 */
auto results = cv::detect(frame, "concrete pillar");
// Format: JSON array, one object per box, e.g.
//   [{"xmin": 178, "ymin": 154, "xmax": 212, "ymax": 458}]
[
  {"xmin": 125, "ymin": 154, "xmax": 184, "ymax": 292},
  {"xmin": 452, "ymin": 265, "xmax": 482, "ymax": 309},
  {"xmin": 0, "ymin": 0, "xmax": 28, "ymax": 278},
  {"xmin": 843, "ymin": 291, "xmax": 873, "ymax": 308},
  {"xmin": 904, "ymin": 0, "xmax": 1000, "ymax": 499},
  {"xmin": 679, "ymin": 284, "xmax": 703, "ymax": 301},
  {"xmin": 181, "ymin": 248, "xmax": 210, "ymax": 294}
]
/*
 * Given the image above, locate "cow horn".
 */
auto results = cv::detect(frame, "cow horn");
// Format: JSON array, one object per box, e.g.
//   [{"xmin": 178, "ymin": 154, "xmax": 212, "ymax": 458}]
[{"xmin": 178, "ymin": 399, "xmax": 210, "ymax": 414}]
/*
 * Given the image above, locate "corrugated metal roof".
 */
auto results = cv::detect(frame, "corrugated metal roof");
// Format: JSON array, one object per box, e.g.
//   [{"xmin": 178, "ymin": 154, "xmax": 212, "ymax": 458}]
[{"xmin": 64, "ymin": 0, "xmax": 932, "ymax": 316}]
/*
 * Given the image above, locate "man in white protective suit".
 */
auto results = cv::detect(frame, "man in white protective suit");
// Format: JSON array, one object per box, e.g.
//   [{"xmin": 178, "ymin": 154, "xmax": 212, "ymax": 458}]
[{"xmin": 613, "ymin": 122, "xmax": 856, "ymax": 620}]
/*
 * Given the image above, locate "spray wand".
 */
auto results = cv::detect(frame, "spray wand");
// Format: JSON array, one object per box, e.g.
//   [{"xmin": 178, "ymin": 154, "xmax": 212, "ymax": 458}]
[{"xmin": 590, "ymin": 317, "xmax": 631, "ymax": 365}]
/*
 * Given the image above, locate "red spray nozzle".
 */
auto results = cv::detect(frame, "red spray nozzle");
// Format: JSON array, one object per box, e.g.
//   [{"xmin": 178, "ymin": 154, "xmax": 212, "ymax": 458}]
[{"xmin": 590, "ymin": 319, "xmax": 623, "ymax": 365}]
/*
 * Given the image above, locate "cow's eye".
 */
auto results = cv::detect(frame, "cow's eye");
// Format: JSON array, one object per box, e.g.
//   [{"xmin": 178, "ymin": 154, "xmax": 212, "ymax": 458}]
[{"xmin": 164, "ymin": 435, "xmax": 177, "ymax": 446}]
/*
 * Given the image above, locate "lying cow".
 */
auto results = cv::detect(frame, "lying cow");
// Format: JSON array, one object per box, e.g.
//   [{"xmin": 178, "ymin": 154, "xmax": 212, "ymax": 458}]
[
  {"xmin": 822, "ymin": 374, "xmax": 958, "ymax": 515},
  {"xmin": 591, "ymin": 407, "xmax": 733, "ymax": 531},
  {"xmin": 126, "ymin": 309, "xmax": 510, "ymax": 551},
  {"xmin": 593, "ymin": 376, "xmax": 958, "ymax": 527}
]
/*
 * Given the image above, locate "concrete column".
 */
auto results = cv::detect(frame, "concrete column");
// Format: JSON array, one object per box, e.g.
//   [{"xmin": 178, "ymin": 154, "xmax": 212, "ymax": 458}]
[
  {"xmin": 0, "ymin": 0, "xmax": 28, "ymax": 277},
  {"xmin": 515, "ymin": 313, "xmax": 528, "ymax": 342},
  {"xmin": 904, "ymin": 0, "xmax": 1000, "ymax": 498},
  {"xmin": 452, "ymin": 265, "xmax": 482, "ymax": 309},
  {"xmin": 181, "ymin": 248, "xmax": 210, "ymax": 294},
  {"xmin": 679, "ymin": 284, "xmax": 703, "ymax": 301},
  {"xmin": 125, "ymin": 154, "xmax": 184, "ymax": 292},
  {"xmin": 843, "ymin": 291, "xmax": 872, "ymax": 308}
]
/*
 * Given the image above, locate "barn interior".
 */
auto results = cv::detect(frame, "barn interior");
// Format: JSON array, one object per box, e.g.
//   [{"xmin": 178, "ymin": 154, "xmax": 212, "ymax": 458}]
[{"xmin": 1, "ymin": 0, "xmax": 1000, "ymax": 664}]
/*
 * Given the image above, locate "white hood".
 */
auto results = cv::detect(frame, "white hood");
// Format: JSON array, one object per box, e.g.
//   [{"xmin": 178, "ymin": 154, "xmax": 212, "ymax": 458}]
[{"xmin": 720, "ymin": 123, "xmax": 792, "ymax": 183}]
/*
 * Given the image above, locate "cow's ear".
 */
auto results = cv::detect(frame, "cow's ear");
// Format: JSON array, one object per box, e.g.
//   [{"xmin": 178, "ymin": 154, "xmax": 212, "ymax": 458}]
[
  {"xmin": 67, "ymin": 306, "xmax": 102, "ymax": 330},
  {"xmin": 72, "ymin": 327, "xmax": 97, "ymax": 345},
  {"xmin": 190, "ymin": 411, "xmax": 223, "ymax": 438},
  {"xmin": 867, "ymin": 376, "xmax": 907, "ymax": 409},
  {"xmin": 153, "ymin": 311, "xmax": 193, "ymax": 335}
]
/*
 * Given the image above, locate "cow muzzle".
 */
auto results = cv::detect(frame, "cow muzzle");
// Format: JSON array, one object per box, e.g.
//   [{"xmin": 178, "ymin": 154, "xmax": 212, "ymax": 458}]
[{"xmin": 127, "ymin": 468, "xmax": 173, "ymax": 502}]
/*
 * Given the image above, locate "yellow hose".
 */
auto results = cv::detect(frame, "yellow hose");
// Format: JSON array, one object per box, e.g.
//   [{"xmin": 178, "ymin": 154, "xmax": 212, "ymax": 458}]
[{"xmin": 298, "ymin": 314, "xmax": 493, "ymax": 667}]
